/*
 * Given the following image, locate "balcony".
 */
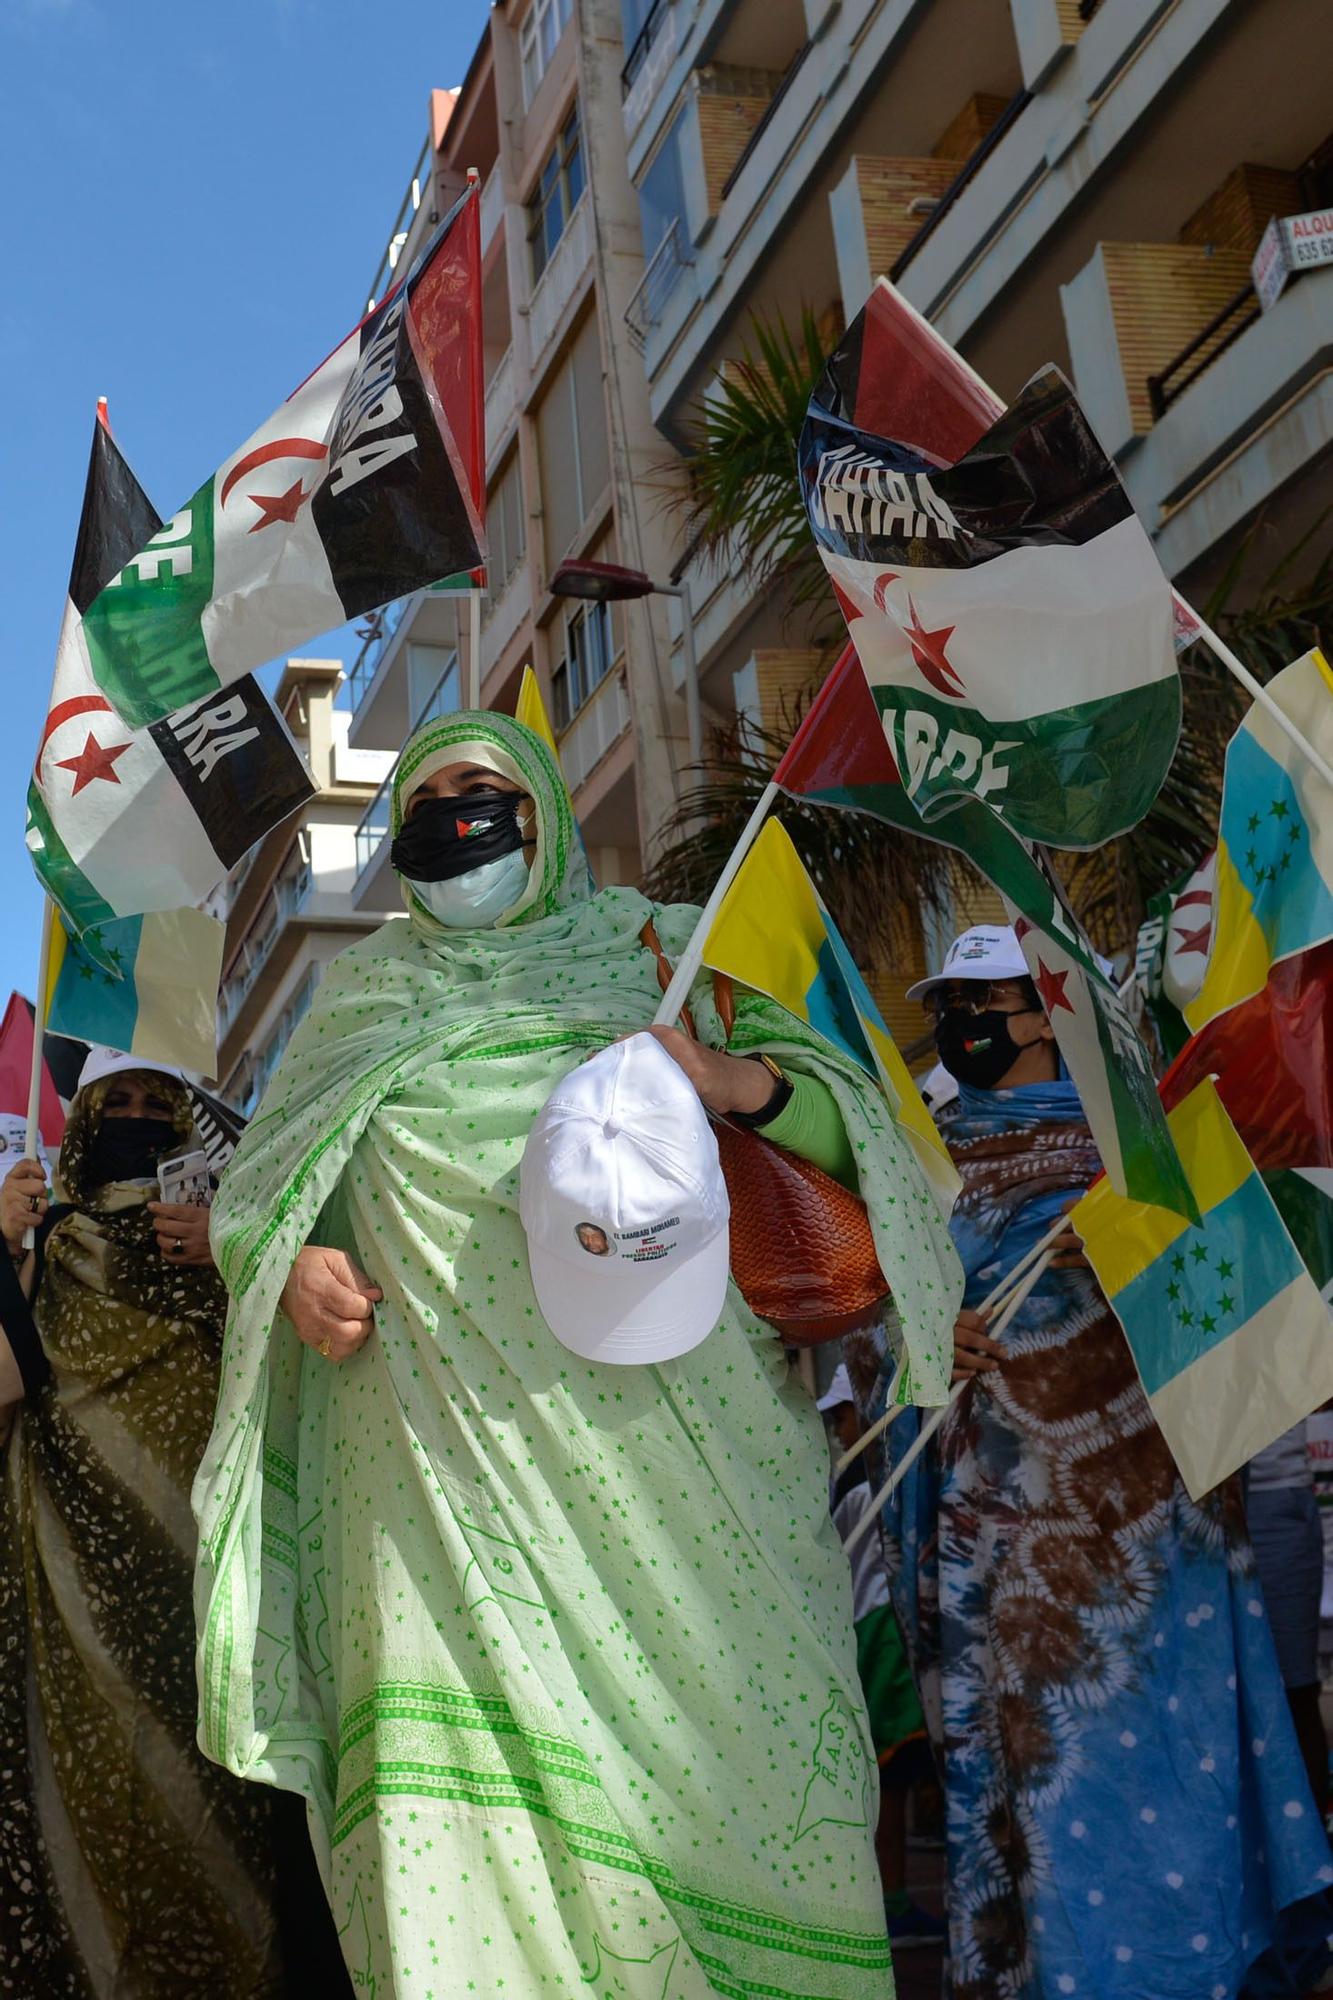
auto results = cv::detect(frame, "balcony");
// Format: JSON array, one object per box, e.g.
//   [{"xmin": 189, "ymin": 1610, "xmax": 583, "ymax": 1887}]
[
  {"xmin": 1071, "ymin": 260, "xmax": 1333, "ymax": 578},
  {"xmin": 484, "ymin": 343, "xmax": 517, "ymax": 470},
  {"xmin": 480, "ymin": 161, "xmax": 504, "ymax": 255},
  {"xmin": 341, "ymin": 592, "xmax": 418, "ymax": 721},
  {"xmin": 365, "ymin": 134, "xmax": 437, "ymax": 312},
  {"xmin": 218, "ymin": 855, "xmax": 311, "ymax": 1038},
  {"xmin": 830, "ymin": 156, "xmax": 969, "ymax": 322},
  {"xmin": 622, "ymin": 0, "xmax": 680, "ymax": 142},
  {"xmin": 527, "ymin": 193, "xmax": 593, "ymax": 365},
  {"xmin": 479, "ymin": 560, "xmax": 531, "ymax": 691},
  {"xmin": 559, "ymin": 667, "xmax": 632, "ymax": 795},
  {"xmin": 353, "ymin": 768, "xmax": 393, "ymax": 887},
  {"xmin": 625, "ymin": 219, "xmax": 695, "ymax": 352}
]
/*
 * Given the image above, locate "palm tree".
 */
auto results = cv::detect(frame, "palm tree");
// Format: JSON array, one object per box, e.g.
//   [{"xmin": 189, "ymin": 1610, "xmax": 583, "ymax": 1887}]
[{"xmin": 649, "ymin": 308, "xmax": 1333, "ymax": 957}]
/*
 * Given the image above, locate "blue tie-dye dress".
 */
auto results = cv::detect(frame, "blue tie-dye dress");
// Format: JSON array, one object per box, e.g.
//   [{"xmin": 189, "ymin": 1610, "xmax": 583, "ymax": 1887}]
[{"xmin": 879, "ymin": 1075, "xmax": 1332, "ymax": 2000}]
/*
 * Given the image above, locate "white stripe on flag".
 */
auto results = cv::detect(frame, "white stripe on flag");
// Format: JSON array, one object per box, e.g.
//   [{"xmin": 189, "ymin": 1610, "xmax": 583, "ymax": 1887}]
[
  {"xmin": 201, "ymin": 331, "xmax": 359, "ymax": 679},
  {"xmin": 1148, "ymin": 1274, "xmax": 1333, "ymax": 1499},
  {"xmin": 824, "ymin": 514, "xmax": 1174, "ymax": 721}
]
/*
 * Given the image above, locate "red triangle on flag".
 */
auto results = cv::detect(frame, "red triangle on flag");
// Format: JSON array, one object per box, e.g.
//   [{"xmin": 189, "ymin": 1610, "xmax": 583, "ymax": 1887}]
[
  {"xmin": 774, "ymin": 644, "xmax": 901, "ymax": 796},
  {"xmin": 0, "ymin": 992, "xmax": 67, "ymax": 1147}
]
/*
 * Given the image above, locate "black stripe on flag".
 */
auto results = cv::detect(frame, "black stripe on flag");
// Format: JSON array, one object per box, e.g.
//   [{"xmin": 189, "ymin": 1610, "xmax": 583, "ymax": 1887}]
[
  {"xmin": 800, "ymin": 365, "xmax": 1134, "ymax": 573},
  {"xmin": 147, "ymin": 682, "xmax": 312, "ymax": 869},
  {"xmin": 69, "ymin": 417, "xmax": 162, "ymax": 614}
]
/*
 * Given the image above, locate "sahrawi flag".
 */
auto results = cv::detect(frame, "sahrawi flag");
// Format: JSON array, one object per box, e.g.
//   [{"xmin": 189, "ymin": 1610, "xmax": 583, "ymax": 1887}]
[
  {"xmin": 81, "ymin": 184, "xmax": 485, "ymax": 731},
  {"xmin": 775, "ymin": 645, "xmax": 1199, "ymax": 1218},
  {"xmin": 798, "ymin": 283, "xmax": 1179, "ymax": 848},
  {"xmin": 27, "ymin": 404, "xmax": 313, "ymax": 936}
]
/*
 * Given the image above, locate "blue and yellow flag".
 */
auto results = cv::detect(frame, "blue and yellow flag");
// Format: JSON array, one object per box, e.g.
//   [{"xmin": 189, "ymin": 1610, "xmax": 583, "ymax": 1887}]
[
  {"xmin": 1072, "ymin": 1078, "xmax": 1333, "ymax": 1498},
  {"xmin": 701, "ymin": 818, "xmax": 959, "ymax": 1217},
  {"xmin": 1186, "ymin": 649, "xmax": 1333, "ymax": 1031},
  {"xmin": 45, "ymin": 906, "xmax": 224, "ymax": 1078}
]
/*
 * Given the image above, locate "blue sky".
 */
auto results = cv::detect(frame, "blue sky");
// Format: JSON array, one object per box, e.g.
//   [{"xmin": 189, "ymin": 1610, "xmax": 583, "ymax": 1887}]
[{"xmin": 0, "ymin": 0, "xmax": 490, "ymax": 1021}]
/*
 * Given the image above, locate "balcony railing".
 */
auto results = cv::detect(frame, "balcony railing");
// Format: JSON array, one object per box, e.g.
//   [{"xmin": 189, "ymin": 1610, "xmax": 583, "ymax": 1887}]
[
  {"xmin": 340, "ymin": 592, "xmax": 418, "ymax": 715},
  {"xmin": 560, "ymin": 665, "xmax": 632, "ymax": 794},
  {"xmin": 625, "ymin": 218, "xmax": 694, "ymax": 352},
  {"xmin": 352, "ymin": 654, "xmax": 462, "ymax": 880},
  {"xmin": 719, "ymin": 44, "xmax": 810, "ymax": 203},
  {"xmin": 621, "ymin": 0, "xmax": 670, "ymax": 95},
  {"xmin": 366, "ymin": 134, "xmax": 435, "ymax": 311},
  {"xmin": 219, "ymin": 860, "xmax": 311, "ymax": 1034},
  {"xmin": 480, "ymin": 161, "xmax": 504, "ymax": 252},
  {"xmin": 888, "ymin": 88, "xmax": 1031, "ymax": 282},
  {"xmin": 527, "ymin": 194, "xmax": 594, "ymax": 361},
  {"xmin": 1147, "ymin": 282, "xmax": 1262, "ymax": 419},
  {"xmin": 484, "ymin": 344, "xmax": 517, "ymax": 464}
]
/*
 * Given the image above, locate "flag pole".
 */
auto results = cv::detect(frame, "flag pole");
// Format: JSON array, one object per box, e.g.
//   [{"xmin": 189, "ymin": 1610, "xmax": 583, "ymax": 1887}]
[
  {"xmin": 652, "ymin": 780, "xmax": 779, "ymax": 1027},
  {"xmin": 1191, "ymin": 613, "xmax": 1333, "ymax": 793},
  {"xmin": 468, "ymin": 576, "xmax": 483, "ymax": 709},
  {"xmin": 22, "ymin": 898, "xmax": 55, "ymax": 1249}
]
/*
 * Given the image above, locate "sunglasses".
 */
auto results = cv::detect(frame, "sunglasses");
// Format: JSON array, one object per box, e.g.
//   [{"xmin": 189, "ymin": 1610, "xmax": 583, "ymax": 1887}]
[{"xmin": 924, "ymin": 981, "xmax": 1038, "ymax": 1019}]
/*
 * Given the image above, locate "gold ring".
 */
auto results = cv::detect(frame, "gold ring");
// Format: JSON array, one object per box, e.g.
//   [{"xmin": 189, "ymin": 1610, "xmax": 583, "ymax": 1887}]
[{"xmin": 318, "ymin": 1336, "xmax": 333, "ymax": 1358}]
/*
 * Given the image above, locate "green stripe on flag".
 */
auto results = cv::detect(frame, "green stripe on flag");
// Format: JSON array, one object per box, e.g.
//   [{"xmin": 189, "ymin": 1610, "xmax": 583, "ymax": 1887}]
[
  {"xmin": 26, "ymin": 782, "xmax": 116, "ymax": 932},
  {"xmin": 82, "ymin": 475, "xmax": 221, "ymax": 729},
  {"xmin": 872, "ymin": 678, "xmax": 1181, "ymax": 851}
]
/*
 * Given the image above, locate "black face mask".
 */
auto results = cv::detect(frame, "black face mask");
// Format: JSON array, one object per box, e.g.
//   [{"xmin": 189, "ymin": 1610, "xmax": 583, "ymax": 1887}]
[
  {"xmin": 89, "ymin": 1116, "xmax": 179, "ymax": 1185},
  {"xmin": 934, "ymin": 1008, "xmax": 1038, "ymax": 1090},
  {"xmin": 389, "ymin": 789, "xmax": 527, "ymax": 884}
]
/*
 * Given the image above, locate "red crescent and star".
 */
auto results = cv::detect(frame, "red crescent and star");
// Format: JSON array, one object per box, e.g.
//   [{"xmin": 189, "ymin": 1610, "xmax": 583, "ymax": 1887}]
[
  {"xmin": 36, "ymin": 694, "xmax": 131, "ymax": 794},
  {"xmin": 1033, "ymin": 957, "xmax": 1075, "ymax": 1014},
  {"xmin": 218, "ymin": 436, "xmax": 328, "ymax": 536}
]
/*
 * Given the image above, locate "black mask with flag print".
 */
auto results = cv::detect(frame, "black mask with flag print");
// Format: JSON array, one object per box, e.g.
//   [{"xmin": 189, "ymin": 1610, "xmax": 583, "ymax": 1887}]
[
  {"xmin": 389, "ymin": 788, "xmax": 528, "ymax": 884},
  {"xmin": 934, "ymin": 1007, "xmax": 1040, "ymax": 1090}
]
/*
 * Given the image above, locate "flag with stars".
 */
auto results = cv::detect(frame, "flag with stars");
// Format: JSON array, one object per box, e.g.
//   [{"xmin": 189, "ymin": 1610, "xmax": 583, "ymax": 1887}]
[
  {"xmin": 1133, "ymin": 854, "xmax": 1217, "ymax": 1063},
  {"xmin": 798, "ymin": 297, "xmax": 1178, "ymax": 848},
  {"xmin": 1072, "ymin": 1078, "xmax": 1333, "ymax": 1498},
  {"xmin": 28, "ymin": 405, "xmax": 314, "ymax": 936},
  {"xmin": 45, "ymin": 906, "xmax": 224, "ymax": 1078},
  {"xmin": 776, "ymin": 644, "xmax": 1200, "ymax": 1218},
  {"xmin": 1185, "ymin": 650, "xmax": 1333, "ymax": 1033},
  {"xmin": 80, "ymin": 186, "xmax": 485, "ymax": 732}
]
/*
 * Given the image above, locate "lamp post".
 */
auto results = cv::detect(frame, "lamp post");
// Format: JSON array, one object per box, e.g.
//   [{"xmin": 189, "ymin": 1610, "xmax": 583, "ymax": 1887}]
[{"xmin": 549, "ymin": 559, "xmax": 702, "ymax": 765}]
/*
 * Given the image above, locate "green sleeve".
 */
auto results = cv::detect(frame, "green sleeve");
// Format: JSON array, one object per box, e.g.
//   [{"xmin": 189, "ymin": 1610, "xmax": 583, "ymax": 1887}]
[{"xmin": 760, "ymin": 1070, "xmax": 857, "ymax": 1189}]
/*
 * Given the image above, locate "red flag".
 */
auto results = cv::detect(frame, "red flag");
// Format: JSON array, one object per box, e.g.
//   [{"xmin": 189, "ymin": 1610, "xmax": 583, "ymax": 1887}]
[
  {"xmin": 1160, "ymin": 941, "xmax": 1332, "ymax": 1174},
  {"xmin": 848, "ymin": 279, "xmax": 1000, "ymax": 465},
  {"xmin": 0, "ymin": 992, "xmax": 66, "ymax": 1146},
  {"xmin": 773, "ymin": 643, "xmax": 899, "ymax": 798}
]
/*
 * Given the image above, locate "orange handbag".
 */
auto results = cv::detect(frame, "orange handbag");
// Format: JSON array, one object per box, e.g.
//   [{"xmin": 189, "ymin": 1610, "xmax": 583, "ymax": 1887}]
[{"xmin": 639, "ymin": 921, "xmax": 892, "ymax": 1346}]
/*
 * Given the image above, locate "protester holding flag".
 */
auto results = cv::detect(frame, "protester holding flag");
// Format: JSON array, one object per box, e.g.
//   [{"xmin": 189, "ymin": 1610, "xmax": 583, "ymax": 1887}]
[
  {"xmin": 0, "ymin": 1049, "xmax": 296, "ymax": 1994},
  {"xmin": 194, "ymin": 710, "xmax": 964, "ymax": 1999},
  {"xmin": 879, "ymin": 924, "xmax": 1332, "ymax": 2000}
]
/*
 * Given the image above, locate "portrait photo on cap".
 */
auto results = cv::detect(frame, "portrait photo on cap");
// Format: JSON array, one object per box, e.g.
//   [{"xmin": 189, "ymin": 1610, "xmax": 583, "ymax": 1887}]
[{"xmin": 519, "ymin": 1033, "xmax": 731, "ymax": 1366}]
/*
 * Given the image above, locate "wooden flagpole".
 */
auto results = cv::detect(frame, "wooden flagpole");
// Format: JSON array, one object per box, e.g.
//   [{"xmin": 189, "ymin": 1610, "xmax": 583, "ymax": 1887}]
[
  {"xmin": 1191, "ymin": 613, "xmax": 1333, "ymax": 793},
  {"xmin": 652, "ymin": 781, "xmax": 780, "ymax": 1027}
]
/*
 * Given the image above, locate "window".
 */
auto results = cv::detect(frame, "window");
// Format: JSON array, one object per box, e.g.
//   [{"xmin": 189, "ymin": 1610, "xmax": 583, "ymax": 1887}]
[
  {"xmin": 521, "ymin": 0, "xmax": 572, "ymax": 106},
  {"xmin": 488, "ymin": 452, "xmax": 527, "ymax": 597},
  {"xmin": 551, "ymin": 597, "xmax": 617, "ymax": 731},
  {"xmin": 527, "ymin": 104, "xmax": 585, "ymax": 285},
  {"xmin": 535, "ymin": 313, "xmax": 610, "ymax": 567},
  {"xmin": 637, "ymin": 109, "xmax": 689, "ymax": 261}
]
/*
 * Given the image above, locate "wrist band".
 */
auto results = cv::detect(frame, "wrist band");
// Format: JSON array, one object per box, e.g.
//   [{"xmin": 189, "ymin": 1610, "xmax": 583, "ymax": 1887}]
[{"xmin": 727, "ymin": 1053, "xmax": 795, "ymax": 1132}]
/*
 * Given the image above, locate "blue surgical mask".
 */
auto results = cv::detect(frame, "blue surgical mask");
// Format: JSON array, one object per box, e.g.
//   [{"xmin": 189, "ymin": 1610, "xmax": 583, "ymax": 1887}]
[{"xmin": 411, "ymin": 848, "xmax": 531, "ymax": 929}]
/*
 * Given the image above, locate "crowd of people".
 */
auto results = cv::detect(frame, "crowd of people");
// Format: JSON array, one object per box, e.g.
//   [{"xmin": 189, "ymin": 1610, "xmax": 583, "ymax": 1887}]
[{"xmin": 0, "ymin": 709, "xmax": 1328, "ymax": 1998}]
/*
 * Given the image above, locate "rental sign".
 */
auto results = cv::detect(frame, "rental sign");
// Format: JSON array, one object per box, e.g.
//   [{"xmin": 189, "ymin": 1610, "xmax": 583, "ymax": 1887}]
[{"xmin": 1252, "ymin": 209, "xmax": 1333, "ymax": 311}]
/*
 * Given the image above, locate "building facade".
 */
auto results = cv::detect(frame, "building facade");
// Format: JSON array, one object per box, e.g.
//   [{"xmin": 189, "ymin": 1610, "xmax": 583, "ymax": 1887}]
[
  {"xmin": 210, "ymin": 659, "xmax": 396, "ymax": 1114},
  {"xmin": 341, "ymin": 0, "xmax": 1330, "ymax": 1043}
]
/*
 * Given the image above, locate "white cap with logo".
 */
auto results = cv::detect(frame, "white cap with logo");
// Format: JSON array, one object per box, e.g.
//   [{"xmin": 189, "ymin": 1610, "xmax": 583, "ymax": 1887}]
[
  {"xmin": 519, "ymin": 1032, "xmax": 731, "ymax": 1366},
  {"xmin": 77, "ymin": 1046, "xmax": 185, "ymax": 1092},
  {"xmin": 906, "ymin": 925, "xmax": 1030, "ymax": 1003}
]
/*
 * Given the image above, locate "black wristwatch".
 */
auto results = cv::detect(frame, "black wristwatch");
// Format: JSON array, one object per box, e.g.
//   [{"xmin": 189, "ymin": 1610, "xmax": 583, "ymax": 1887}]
[{"xmin": 727, "ymin": 1053, "xmax": 795, "ymax": 1131}]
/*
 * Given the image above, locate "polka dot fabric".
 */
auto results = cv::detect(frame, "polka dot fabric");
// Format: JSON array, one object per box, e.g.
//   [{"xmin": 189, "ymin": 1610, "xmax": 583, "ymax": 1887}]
[{"xmin": 195, "ymin": 713, "xmax": 964, "ymax": 1995}]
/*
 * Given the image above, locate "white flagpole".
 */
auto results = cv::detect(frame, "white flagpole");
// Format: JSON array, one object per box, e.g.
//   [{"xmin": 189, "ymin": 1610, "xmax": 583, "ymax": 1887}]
[
  {"xmin": 468, "ymin": 584, "xmax": 482, "ymax": 710},
  {"xmin": 22, "ymin": 898, "xmax": 55, "ymax": 1250},
  {"xmin": 652, "ymin": 780, "xmax": 779, "ymax": 1027},
  {"xmin": 842, "ymin": 1247, "xmax": 1055, "ymax": 1558},
  {"xmin": 1190, "ymin": 612, "xmax": 1333, "ymax": 793}
]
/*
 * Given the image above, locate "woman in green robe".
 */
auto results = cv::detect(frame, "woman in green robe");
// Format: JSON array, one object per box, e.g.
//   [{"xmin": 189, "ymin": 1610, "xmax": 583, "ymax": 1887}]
[{"xmin": 195, "ymin": 711, "xmax": 960, "ymax": 1998}]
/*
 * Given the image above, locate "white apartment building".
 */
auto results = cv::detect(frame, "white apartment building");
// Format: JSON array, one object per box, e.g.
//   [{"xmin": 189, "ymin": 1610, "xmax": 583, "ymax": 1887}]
[{"xmin": 210, "ymin": 659, "xmax": 396, "ymax": 1113}]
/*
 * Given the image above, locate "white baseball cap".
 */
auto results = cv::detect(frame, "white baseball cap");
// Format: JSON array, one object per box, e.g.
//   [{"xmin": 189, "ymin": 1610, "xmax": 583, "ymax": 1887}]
[
  {"xmin": 906, "ymin": 925, "xmax": 1030, "ymax": 1002},
  {"xmin": 77, "ymin": 1046, "xmax": 185, "ymax": 1092},
  {"xmin": 816, "ymin": 1363, "xmax": 854, "ymax": 1413},
  {"xmin": 519, "ymin": 1032, "xmax": 731, "ymax": 1365}
]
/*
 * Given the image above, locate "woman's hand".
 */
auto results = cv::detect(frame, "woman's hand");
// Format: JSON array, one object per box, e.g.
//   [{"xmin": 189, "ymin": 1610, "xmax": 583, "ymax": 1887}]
[
  {"xmin": 280, "ymin": 1246, "xmax": 382, "ymax": 1364},
  {"xmin": 638, "ymin": 1025, "xmax": 778, "ymax": 1119},
  {"xmin": 0, "ymin": 1160, "xmax": 48, "ymax": 1256},
  {"xmin": 952, "ymin": 1307, "xmax": 1004, "ymax": 1385},
  {"xmin": 146, "ymin": 1200, "xmax": 215, "ymax": 1268},
  {"xmin": 1049, "ymin": 1198, "xmax": 1090, "ymax": 1270}
]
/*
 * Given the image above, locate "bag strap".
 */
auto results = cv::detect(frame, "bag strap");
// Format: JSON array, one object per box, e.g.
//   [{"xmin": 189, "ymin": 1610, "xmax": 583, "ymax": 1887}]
[{"xmin": 638, "ymin": 918, "xmax": 738, "ymax": 1042}]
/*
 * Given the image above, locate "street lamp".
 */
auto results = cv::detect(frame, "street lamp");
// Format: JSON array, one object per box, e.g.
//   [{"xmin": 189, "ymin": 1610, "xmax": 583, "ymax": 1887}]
[{"xmin": 548, "ymin": 559, "xmax": 702, "ymax": 765}]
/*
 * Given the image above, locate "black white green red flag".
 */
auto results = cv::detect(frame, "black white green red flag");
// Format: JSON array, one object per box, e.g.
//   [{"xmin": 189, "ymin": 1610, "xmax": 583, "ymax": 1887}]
[
  {"xmin": 27, "ymin": 406, "xmax": 313, "ymax": 935},
  {"xmin": 775, "ymin": 648, "xmax": 1199, "ymax": 1219},
  {"xmin": 798, "ymin": 291, "xmax": 1179, "ymax": 848},
  {"xmin": 81, "ymin": 186, "xmax": 485, "ymax": 731}
]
